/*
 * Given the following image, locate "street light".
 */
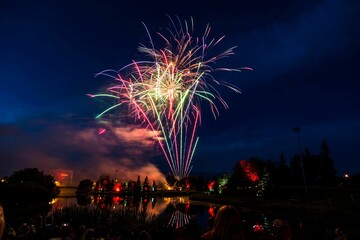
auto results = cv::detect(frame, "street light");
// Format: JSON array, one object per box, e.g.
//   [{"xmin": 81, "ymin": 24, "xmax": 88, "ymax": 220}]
[{"xmin": 293, "ymin": 127, "xmax": 308, "ymax": 195}]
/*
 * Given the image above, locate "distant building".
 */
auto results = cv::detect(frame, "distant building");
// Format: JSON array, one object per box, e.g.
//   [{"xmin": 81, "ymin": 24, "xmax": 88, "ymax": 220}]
[{"xmin": 49, "ymin": 169, "xmax": 74, "ymax": 186}]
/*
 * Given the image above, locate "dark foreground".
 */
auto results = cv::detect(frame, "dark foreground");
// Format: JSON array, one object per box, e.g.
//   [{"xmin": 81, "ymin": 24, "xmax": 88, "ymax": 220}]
[{"xmin": 1, "ymin": 188, "xmax": 360, "ymax": 240}]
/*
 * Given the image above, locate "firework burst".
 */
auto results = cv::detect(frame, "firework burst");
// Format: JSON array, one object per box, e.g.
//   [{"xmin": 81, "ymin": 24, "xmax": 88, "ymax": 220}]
[{"xmin": 89, "ymin": 16, "xmax": 251, "ymax": 179}]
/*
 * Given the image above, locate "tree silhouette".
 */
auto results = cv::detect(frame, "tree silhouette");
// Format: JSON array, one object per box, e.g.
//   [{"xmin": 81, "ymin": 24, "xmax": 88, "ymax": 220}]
[
  {"xmin": 143, "ymin": 176, "xmax": 150, "ymax": 192},
  {"xmin": 96, "ymin": 174, "xmax": 111, "ymax": 192},
  {"xmin": 0, "ymin": 168, "xmax": 57, "ymax": 216},
  {"xmin": 7, "ymin": 168, "xmax": 56, "ymax": 192},
  {"xmin": 317, "ymin": 139, "xmax": 337, "ymax": 186},
  {"xmin": 78, "ymin": 179, "xmax": 93, "ymax": 192},
  {"xmin": 274, "ymin": 153, "xmax": 290, "ymax": 186},
  {"xmin": 134, "ymin": 176, "xmax": 142, "ymax": 195},
  {"xmin": 303, "ymin": 148, "xmax": 318, "ymax": 185},
  {"xmin": 152, "ymin": 180, "xmax": 157, "ymax": 191},
  {"xmin": 6, "ymin": 168, "xmax": 57, "ymax": 199}
]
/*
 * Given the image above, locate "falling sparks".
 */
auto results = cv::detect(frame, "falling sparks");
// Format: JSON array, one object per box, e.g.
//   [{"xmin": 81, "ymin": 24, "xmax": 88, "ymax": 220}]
[{"xmin": 98, "ymin": 128, "xmax": 106, "ymax": 135}]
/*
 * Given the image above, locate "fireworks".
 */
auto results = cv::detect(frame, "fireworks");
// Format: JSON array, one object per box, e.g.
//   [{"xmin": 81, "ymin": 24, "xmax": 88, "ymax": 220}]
[{"xmin": 90, "ymin": 16, "xmax": 251, "ymax": 179}]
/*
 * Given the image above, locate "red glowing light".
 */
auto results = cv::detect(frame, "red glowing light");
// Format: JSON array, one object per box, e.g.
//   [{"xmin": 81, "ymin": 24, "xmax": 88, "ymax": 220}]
[
  {"xmin": 239, "ymin": 160, "xmax": 259, "ymax": 182},
  {"xmin": 113, "ymin": 196, "xmax": 124, "ymax": 203},
  {"xmin": 185, "ymin": 201, "xmax": 190, "ymax": 213},
  {"xmin": 253, "ymin": 224, "xmax": 263, "ymax": 232},
  {"xmin": 208, "ymin": 206, "xmax": 215, "ymax": 218},
  {"xmin": 113, "ymin": 182, "xmax": 122, "ymax": 192},
  {"xmin": 185, "ymin": 178, "xmax": 190, "ymax": 189},
  {"xmin": 208, "ymin": 180, "xmax": 215, "ymax": 190}
]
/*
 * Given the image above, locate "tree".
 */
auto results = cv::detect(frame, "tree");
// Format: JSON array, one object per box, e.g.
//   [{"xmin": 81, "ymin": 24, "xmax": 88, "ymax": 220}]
[
  {"xmin": 134, "ymin": 176, "xmax": 142, "ymax": 195},
  {"xmin": 290, "ymin": 154, "xmax": 303, "ymax": 186},
  {"xmin": 165, "ymin": 173, "xmax": 177, "ymax": 186},
  {"xmin": 7, "ymin": 168, "xmax": 56, "ymax": 192},
  {"xmin": 257, "ymin": 167, "xmax": 271, "ymax": 197},
  {"xmin": 350, "ymin": 172, "xmax": 360, "ymax": 188},
  {"xmin": 186, "ymin": 175, "xmax": 205, "ymax": 191},
  {"xmin": 211, "ymin": 176, "xmax": 219, "ymax": 195},
  {"xmin": 152, "ymin": 180, "xmax": 157, "ymax": 192},
  {"xmin": 0, "ymin": 168, "xmax": 57, "ymax": 217},
  {"xmin": 317, "ymin": 139, "xmax": 337, "ymax": 186},
  {"xmin": 225, "ymin": 159, "xmax": 258, "ymax": 195},
  {"xmin": 96, "ymin": 174, "xmax": 111, "ymax": 192},
  {"xmin": 143, "ymin": 176, "xmax": 150, "ymax": 192},
  {"xmin": 274, "ymin": 154, "xmax": 290, "ymax": 186},
  {"xmin": 6, "ymin": 168, "xmax": 57, "ymax": 199},
  {"xmin": 78, "ymin": 179, "xmax": 93, "ymax": 193},
  {"xmin": 218, "ymin": 174, "xmax": 230, "ymax": 194},
  {"xmin": 303, "ymin": 148, "xmax": 318, "ymax": 186}
]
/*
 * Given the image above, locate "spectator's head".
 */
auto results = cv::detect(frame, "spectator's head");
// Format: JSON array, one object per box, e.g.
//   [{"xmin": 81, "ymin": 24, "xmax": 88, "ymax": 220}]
[
  {"xmin": 45, "ymin": 215, "xmax": 54, "ymax": 226},
  {"xmin": 138, "ymin": 230, "xmax": 152, "ymax": 240},
  {"xmin": 17, "ymin": 223, "xmax": 31, "ymax": 238},
  {"xmin": 213, "ymin": 205, "xmax": 244, "ymax": 240},
  {"xmin": 0, "ymin": 204, "xmax": 5, "ymax": 240},
  {"xmin": 335, "ymin": 227, "xmax": 348, "ymax": 240}
]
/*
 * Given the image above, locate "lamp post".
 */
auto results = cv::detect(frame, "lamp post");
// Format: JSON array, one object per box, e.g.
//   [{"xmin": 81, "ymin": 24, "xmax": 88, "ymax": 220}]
[{"xmin": 293, "ymin": 127, "xmax": 308, "ymax": 196}]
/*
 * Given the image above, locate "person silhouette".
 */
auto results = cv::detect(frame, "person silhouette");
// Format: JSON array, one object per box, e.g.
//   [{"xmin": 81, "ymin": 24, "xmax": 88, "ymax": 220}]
[
  {"xmin": 0, "ymin": 204, "xmax": 4, "ymax": 240},
  {"xmin": 200, "ymin": 205, "xmax": 245, "ymax": 240}
]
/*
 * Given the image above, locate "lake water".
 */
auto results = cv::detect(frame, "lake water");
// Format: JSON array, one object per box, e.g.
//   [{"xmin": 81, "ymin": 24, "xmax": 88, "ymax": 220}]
[
  {"xmin": 51, "ymin": 189, "xmax": 360, "ymax": 238},
  {"xmin": 52, "ymin": 188, "xmax": 296, "ymax": 232},
  {"xmin": 52, "ymin": 193, "xmax": 223, "ymax": 230}
]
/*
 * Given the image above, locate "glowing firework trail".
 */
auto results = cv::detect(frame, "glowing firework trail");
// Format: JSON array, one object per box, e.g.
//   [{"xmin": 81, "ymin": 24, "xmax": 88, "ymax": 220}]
[{"xmin": 90, "ymin": 16, "xmax": 252, "ymax": 179}]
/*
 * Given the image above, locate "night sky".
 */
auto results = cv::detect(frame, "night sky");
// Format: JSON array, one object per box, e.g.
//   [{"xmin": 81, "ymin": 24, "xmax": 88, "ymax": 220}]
[{"xmin": 1, "ymin": 0, "xmax": 359, "ymax": 182}]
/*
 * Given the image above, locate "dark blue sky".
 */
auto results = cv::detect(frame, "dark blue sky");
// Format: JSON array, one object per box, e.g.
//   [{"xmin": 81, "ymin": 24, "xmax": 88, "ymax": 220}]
[{"xmin": 1, "ymin": 0, "xmax": 359, "ymax": 181}]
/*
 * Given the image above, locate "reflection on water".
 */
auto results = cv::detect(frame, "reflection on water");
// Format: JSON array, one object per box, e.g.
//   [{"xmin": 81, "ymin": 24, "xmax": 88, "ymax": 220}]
[
  {"xmin": 169, "ymin": 210, "xmax": 190, "ymax": 229},
  {"xmin": 52, "ymin": 188, "xmax": 296, "ymax": 235},
  {"xmin": 51, "ymin": 197, "xmax": 78, "ymax": 208},
  {"xmin": 50, "ymin": 194, "xmax": 318, "ymax": 238},
  {"xmin": 52, "ymin": 195, "xmax": 216, "ymax": 230}
]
